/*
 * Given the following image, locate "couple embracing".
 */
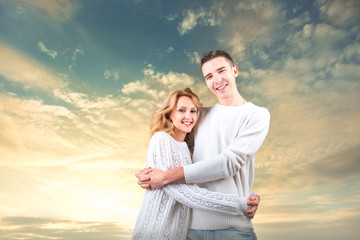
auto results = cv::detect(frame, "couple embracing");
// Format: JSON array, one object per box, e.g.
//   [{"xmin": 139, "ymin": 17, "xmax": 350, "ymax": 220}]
[{"xmin": 133, "ymin": 50, "xmax": 270, "ymax": 240}]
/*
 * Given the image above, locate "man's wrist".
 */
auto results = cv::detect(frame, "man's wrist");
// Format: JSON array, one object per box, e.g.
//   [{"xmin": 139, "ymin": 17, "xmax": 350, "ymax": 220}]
[
  {"xmin": 162, "ymin": 167, "xmax": 185, "ymax": 186},
  {"xmin": 162, "ymin": 170, "xmax": 171, "ymax": 186}
]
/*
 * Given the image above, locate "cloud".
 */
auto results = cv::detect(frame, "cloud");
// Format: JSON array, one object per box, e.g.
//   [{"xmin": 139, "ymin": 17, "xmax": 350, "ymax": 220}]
[
  {"xmin": 165, "ymin": 46, "xmax": 174, "ymax": 54},
  {"xmin": 254, "ymin": 209, "xmax": 360, "ymax": 240},
  {"xmin": 185, "ymin": 50, "xmax": 201, "ymax": 64},
  {"xmin": 19, "ymin": 0, "xmax": 81, "ymax": 22},
  {"xmin": 0, "ymin": 41, "xmax": 67, "ymax": 91},
  {"xmin": 120, "ymin": 64, "xmax": 214, "ymax": 105},
  {"xmin": 104, "ymin": 69, "xmax": 120, "ymax": 81},
  {"xmin": 37, "ymin": 42, "xmax": 58, "ymax": 59},
  {"xmin": 177, "ymin": 0, "xmax": 280, "ymax": 57},
  {"xmin": 256, "ymin": 144, "xmax": 360, "ymax": 195},
  {"xmin": 177, "ymin": 5, "xmax": 222, "ymax": 35},
  {"xmin": 318, "ymin": 0, "xmax": 360, "ymax": 28},
  {"xmin": 217, "ymin": 0, "xmax": 280, "ymax": 57},
  {"xmin": 166, "ymin": 13, "xmax": 178, "ymax": 21},
  {"xmin": 178, "ymin": 9, "xmax": 199, "ymax": 35},
  {"xmin": 72, "ymin": 48, "xmax": 84, "ymax": 62},
  {"xmin": 0, "ymin": 216, "xmax": 133, "ymax": 240}
]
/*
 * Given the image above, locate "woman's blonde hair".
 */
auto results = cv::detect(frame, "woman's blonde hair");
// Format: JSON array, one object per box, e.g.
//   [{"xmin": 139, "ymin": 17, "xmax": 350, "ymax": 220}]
[{"xmin": 150, "ymin": 88, "xmax": 202, "ymax": 137}]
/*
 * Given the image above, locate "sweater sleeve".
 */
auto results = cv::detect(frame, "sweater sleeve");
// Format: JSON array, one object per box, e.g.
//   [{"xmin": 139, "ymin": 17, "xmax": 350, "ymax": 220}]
[
  {"xmin": 163, "ymin": 183, "xmax": 247, "ymax": 215},
  {"xmin": 148, "ymin": 132, "xmax": 247, "ymax": 215},
  {"xmin": 184, "ymin": 107, "xmax": 270, "ymax": 184}
]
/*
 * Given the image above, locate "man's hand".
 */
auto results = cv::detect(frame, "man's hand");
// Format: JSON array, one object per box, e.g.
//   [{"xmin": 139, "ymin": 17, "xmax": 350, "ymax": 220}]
[
  {"xmin": 246, "ymin": 195, "xmax": 260, "ymax": 219},
  {"xmin": 135, "ymin": 167, "xmax": 167, "ymax": 190},
  {"xmin": 135, "ymin": 167, "xmax": 153, "ymax": 190},
  {"xmin": 146, "ymin": 168, "xmax": 167, "ymax": 190}
]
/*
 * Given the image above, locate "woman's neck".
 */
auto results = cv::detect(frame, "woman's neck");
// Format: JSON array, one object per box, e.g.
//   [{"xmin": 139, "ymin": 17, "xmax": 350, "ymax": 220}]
[{"xmin": 173, "ymin": 131, "xmax": 186, "ymax": 142}]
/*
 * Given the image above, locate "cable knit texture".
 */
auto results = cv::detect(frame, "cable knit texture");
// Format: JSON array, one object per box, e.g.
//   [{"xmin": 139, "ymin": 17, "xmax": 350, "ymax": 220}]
[
  {"xmin": 184, "ymin": 102, "xmax": 270, "ymax": 231},
  {"xmin": 132, "ymin": 132, "xmax": 247, "ymax": 240}
]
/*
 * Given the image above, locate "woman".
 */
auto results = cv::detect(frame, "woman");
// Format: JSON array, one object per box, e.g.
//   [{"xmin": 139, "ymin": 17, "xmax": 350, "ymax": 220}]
[{"xmin": 133, "ymin": 88, "xmax": 248, "ymax": 240}]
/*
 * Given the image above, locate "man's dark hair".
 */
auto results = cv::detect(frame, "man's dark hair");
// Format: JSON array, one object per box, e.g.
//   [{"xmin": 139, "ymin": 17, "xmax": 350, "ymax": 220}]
[{"xmin": 200, "ymin": 50, "xmax": 234, "ymax": 68}]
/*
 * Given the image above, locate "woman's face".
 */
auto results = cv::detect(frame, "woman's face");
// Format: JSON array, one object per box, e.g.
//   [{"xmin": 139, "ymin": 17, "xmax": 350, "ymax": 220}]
[{"xmin": 170, "ymin": 96, "xmax": 197, "ymax": 141}]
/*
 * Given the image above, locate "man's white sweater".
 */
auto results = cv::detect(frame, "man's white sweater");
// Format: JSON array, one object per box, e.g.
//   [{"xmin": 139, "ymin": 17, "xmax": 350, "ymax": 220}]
[{"xmin": 184, "ymin": 102, "xmax": 270, "ymax": 231}]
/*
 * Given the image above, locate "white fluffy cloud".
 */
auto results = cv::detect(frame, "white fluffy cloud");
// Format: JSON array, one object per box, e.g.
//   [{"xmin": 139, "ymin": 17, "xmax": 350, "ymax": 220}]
[
  {"xmin": 185, "ymin": 50, "xmax": 201, "ymax": 64},
  {"xmin": 104, "ymin": 69, "xmax": 120, "ymax": 81},
  {"xmin": 37, "ymin": 41, "xmax": 58, "ymax": 59},
  {"xmin": 177, "ymin": 4, "xmax": 223, "ymax": 35}
]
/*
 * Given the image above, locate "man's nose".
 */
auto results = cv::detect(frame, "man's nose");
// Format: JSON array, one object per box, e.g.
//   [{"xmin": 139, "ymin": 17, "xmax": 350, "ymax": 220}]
[{"xmin": 213, "ymin": 73, "xmax": 221, "ymax": 83}]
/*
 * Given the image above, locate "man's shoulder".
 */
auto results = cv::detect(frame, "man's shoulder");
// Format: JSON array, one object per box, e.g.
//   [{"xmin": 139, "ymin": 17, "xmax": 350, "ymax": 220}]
[
  {"xmin": 247, "ymin": 103, "xmax": 270, "ymax": 118},
  {"xmin": 199, "ymin": 105, "xmax": 214, "ymax": 112}
]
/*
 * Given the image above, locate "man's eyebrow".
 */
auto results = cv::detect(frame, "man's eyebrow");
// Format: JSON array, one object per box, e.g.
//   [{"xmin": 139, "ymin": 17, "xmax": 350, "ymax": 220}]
[
  {"xmin": 217, "ymin": 66, "xmax": 226, "ymax": 71},
  {"xmin": 204, "ymin": 66, "xmax": 227, "ymax": 79},
  {"xmin": 204, "ymin": 72, "xmax": 212, "ymax": 79}
]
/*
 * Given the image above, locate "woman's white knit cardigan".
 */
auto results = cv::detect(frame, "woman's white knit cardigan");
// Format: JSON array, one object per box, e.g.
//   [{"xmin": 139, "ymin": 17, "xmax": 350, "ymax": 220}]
[{"xmin": 132, "ymin": 132, "xmax": 247, "ymax": 240}]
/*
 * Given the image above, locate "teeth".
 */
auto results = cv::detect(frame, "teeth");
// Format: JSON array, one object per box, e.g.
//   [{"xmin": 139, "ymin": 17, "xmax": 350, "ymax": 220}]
[
  {"xmin": 183, "ymin": 122, "xmax": 191, "ymax": 125},
  {"xmin": 217, "ymin": 85, "xmax": 226, "ymax": 90}
]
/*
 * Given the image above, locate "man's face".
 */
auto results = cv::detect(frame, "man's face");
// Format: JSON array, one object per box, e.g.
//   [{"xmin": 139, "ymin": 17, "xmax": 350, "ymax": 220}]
[{"xmin": 201, "ymin": 56, "xmax": 238, "ymax": 101}]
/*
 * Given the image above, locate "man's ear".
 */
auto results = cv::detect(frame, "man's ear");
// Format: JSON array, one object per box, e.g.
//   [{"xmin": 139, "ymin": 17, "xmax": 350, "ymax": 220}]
[{"xmin": 233, "ymin": 65, "xmax": 239, "ymax": 77}]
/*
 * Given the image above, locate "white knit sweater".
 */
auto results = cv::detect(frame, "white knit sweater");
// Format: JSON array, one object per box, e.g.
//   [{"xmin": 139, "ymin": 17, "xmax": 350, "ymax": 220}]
[
  {"xmin": 184, "ymin": 102, "xmax": 270, "ymax": 231},
  {"xmin": 132, "ymin": 132, "xmax": 248, "ymax": 240}
]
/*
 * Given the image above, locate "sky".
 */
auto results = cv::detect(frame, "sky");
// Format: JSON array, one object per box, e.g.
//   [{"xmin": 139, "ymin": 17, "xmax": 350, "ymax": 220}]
[{"xmin": 0, "ymin": 0, "xmax": 359, "ymax": 239}]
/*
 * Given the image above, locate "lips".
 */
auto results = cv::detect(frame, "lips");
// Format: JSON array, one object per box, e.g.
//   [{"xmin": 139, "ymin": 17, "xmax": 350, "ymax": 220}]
[
  {"xmin": 216, "ymin": 84, "xmax": 227, "ymax": 91},
  {"xmin": 182, "ymin": 121, "xmax": 192, "ymax": 126}
]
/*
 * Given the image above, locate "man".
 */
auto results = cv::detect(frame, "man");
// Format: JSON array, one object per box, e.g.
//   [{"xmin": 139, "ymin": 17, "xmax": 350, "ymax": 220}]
[{"xmin": 136, "ymin": 50, "xmax": 270, "ymax": 239}]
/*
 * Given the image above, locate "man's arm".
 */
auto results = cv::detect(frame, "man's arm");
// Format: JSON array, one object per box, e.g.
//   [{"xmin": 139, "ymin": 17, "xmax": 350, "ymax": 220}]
[
  {"xmin": 137, "ymin": 108, "xmax": 270, "ymax": 187},
  {"xmin": 184, "ymin": 108, "xmax": 270, "ymax": 184}
]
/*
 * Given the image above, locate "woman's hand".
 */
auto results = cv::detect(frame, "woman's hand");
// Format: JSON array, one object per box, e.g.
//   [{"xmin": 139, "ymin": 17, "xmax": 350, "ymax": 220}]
[
  {"xmin": 246, "ymin": 195, "xmax": 259, "ymax": 219},
  {"xmin": 135, "ymin": 167, "xmax": 167, "ymax": 190}
]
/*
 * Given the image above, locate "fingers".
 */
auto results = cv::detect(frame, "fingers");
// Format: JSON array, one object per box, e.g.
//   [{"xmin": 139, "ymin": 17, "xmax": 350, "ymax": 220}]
[
  {"xmin": 246, "ymin": 205, "xmax": 258, "ymax": 219},
  {"xmin": 137, "ymin": 175, "xmax": 151, "ymax": 182},
  {"xmin": 137, "ymin": 181, "xmax": 151, "ymax": 189},
  {"xmin": 135, "ymin": 167, "xmax": 153, "ymax": 178},
  {"xmin": 246, "ymin": 210, "xmax": 256, "ymax": 219},
  {"xmin": 247, "ymin": 199, "xmax": 259, "ymax": 206},
  {"xmin": 247, "ymin": 195, "xmax": 259, "ymax": 207}
]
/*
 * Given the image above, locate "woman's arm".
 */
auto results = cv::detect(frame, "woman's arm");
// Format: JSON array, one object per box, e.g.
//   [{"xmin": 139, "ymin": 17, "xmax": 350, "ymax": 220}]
[
  {"xmin": 163, "ymin": 183, "xmax": 247, "ymax": 215},
  {"xmin": 148, "ymin": 132, "xmax": 246, "ymax": 215}
]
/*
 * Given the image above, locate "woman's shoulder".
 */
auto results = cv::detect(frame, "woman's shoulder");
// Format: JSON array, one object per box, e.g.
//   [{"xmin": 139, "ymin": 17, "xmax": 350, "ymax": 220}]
[
  {"xmin": 153, "ymin": 131, "xmax": 171, "ymax": 138},
  {"xmin": 151, "ymin": 131, "xmax": 173, "ymax": 142}
]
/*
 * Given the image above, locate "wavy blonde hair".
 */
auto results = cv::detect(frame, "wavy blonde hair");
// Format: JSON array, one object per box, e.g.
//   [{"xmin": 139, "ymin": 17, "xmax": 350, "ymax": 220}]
[{"xmin": 150, "ymin": 88, "xmax": 202, "ymax": 137}]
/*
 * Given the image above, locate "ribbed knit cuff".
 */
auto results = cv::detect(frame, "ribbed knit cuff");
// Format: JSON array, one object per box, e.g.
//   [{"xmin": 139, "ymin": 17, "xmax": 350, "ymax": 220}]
[
  {"xmin": 239, "ymin": 197, "xmax": 248, "ymax": 214},
  {"xmin": 189, "ymin": 210, "xmax": 252, "ymax": 231},
  {"xmin": 183, "ymin": 164, "xmax": 197, "ymax": 184}
]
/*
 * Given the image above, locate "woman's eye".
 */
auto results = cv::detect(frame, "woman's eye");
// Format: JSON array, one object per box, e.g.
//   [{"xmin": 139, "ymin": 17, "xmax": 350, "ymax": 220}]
[{"xmin": 179, "ymin": 109, "xmax": 185, "ymax": 112}]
